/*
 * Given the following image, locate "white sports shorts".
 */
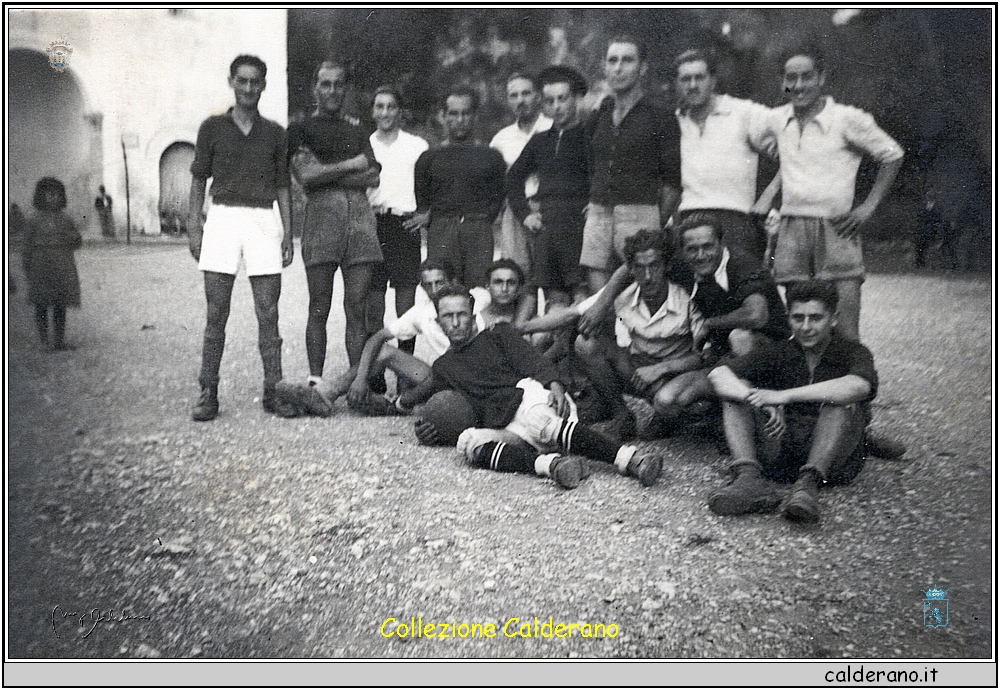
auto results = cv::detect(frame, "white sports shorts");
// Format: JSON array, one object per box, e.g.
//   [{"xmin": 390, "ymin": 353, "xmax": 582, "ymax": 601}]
[
  {"xmin": 505, "ymin": 378, "xmax": 579, "ymax": 452},
  {"xmin": 198, "ymin": 204, "xmax": 284, "ymax": 276}
]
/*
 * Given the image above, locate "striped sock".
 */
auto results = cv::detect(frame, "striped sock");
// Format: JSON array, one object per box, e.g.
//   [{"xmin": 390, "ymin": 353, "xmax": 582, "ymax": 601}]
[{"xmin": 472, "ymin": 441, "xmax": 536, "ymax": 475}]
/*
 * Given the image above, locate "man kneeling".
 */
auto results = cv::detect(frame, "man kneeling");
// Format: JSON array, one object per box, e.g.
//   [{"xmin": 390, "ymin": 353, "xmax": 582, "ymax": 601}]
[
  {"xmin": 706, "ymin": 281, "xmax": 878, "ymax": 523},
  {"xmin": 402, "ymin": 285, "xmax": 663, "ymax": 489}
]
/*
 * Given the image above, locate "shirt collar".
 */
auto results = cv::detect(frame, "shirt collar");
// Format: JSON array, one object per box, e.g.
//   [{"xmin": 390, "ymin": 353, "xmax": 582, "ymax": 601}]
[
  {"xmin": 690, "ymin": 247, "xmax": 730, "ymax": 299},
  {"xmin": 782, "ymin": 96, "xmax": 835, "ymax": 133},
  {"xmin": 625, "ymin": 280, "xmax": 684, "ymax": 322},
  {"xmin": 677, "ymin": 93, "xmax": 731, "ymax": 119}
]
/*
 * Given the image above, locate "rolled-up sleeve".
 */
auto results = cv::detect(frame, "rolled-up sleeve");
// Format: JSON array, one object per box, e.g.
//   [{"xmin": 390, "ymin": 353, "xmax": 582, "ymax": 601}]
[{"xmin": 845, "ymin": 110, "xmax": 904, "ymax": 164}]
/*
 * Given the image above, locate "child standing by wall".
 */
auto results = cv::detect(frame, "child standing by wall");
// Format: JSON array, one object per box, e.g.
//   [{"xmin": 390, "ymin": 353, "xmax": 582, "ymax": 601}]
[{"xmin": 23, "ymin": 178, "xmax": 82, "ymax": 351}]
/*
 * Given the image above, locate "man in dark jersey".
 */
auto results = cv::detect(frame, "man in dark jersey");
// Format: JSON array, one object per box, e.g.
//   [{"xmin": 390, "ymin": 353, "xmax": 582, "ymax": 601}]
[
  {"xmin": 288, "ymin": 62, "xmax": 381, "ymax": 379},
  {"xmin": 397, "ymin": 285, "xmax": 663, "ymax": 489},
  {"xmin": 188, "ymin": 55, "xmax": 296, "ymax": 421},
  {"xmin": 412, "ymin": 86, "xmax": 507, "ymax": 288},
  {"xmin": 707, "ymin": 281, "xmax": 879, "ymax": 523},
  {"xmin": 507, "ymin": 65, "xmax": 591, "ymax": 305}
]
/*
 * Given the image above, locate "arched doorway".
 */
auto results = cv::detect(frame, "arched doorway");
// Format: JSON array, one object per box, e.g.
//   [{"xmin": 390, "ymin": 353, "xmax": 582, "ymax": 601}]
[
  {"xmin": 8, "ymin": 49, "xmax": 93, "ymax": 227},
  {"xmin": 158, "ymin": 141, "xmax": 195, "ymax": 235}
]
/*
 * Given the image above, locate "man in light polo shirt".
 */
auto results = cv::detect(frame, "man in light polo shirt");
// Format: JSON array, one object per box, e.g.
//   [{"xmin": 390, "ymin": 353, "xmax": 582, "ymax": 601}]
[
  {"xmin": 582, "ymin": 35, "xmax": 682, "ymax": 294},
  {"xmin": 673, "ymin": 48, "xmax": 776, "ymax": 261},
  {"xmin": 764, "ymin": 46, "xmax": 904, "ymax": 342},
  {"xmin": 490, "ymin": 72, "xmax": 552, "ymax": 281},
  {"xmin": 188, "ymin": 55, "xmax": 296, "ymax": 421},
  {"xmin": 366, "ymin": 85, "xmax": 430, "ymax": 357}
]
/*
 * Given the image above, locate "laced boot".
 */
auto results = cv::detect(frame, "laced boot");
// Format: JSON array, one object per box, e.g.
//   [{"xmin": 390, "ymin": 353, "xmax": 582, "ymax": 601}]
[
  {"xmin": 707, "ymin": 462, "xmax": 780, "ymax": 515},
  {"xmin": 191, "ymin": 385, "xmax": 219, "ymax": 422},
  {"xmin": 781, "ymin": 467, "xmax": 822, "ymax": 524}
]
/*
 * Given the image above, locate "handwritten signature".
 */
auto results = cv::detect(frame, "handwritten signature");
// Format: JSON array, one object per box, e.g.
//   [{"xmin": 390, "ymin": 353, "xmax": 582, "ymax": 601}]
[{"xmin": 51, "ymin": 605, "xmax": 151, "ymax": 639}]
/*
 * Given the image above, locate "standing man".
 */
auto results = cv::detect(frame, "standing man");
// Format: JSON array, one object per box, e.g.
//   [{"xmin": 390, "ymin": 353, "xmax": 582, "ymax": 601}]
[
  {"xmin": 288, "ymin": 61, "xmax": 382, "ymax": 380},
  {"xmin": 673, "ymin": 49, "xmax": 776, "ymax": 261},
  {"xmin": 765, "ymin": 46, "xmax": 904, "ymax": 342},
  {"xmin": 489, "ymin": 72, "xmax": 552, "ymax": 279},
  {"xmin": 507, "ymin": 66, "xmax": 591, "ymax": 305},
  {"xmin": 582, "ymin": 35, "xmax": 682, "ymax": 294},
  {"xmin": 94, "ymin": 185, "xmax": 115, "ymax": 239},
  {"xmin": 413, "ymin": 86, "xmax": 507, "ymax": 288},
  {"xmin": 366, "ymin": 85, "xmax": 430, "ymax": 357},
  {"xmin": 188, "ymin": 55, "xmax": 295, "ymax": 421}
]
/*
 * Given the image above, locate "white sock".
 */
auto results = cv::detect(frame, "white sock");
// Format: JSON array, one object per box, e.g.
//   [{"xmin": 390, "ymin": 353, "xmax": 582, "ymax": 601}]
[
  {"xmin": 614, "ymin": 445, "xmax": 637, "ymax": 474},
  {"xmin": 534, "ymin": 453, "xmax": 561, "ymax": 477}
]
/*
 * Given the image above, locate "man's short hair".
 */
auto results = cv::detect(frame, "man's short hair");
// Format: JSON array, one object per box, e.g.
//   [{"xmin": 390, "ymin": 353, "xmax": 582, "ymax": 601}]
[
  {"xmin": 433, "ymin": 283, "xmax": 475, "ymax": 313},
  {"xmin": 33, "ymin": 177, "xmax": 67, "ymax": 211},
  {"xmin": 677, "ymin": 213, "xmax": 724, "ymax": 244},
  {"xmin": 786, "ymin": 281, "xmax": 839, "ymax": 314},
  {"xmin": 230, "ymin": 54, "xmax": 267, "ymax": 79},
  {"xmin": 486, "ymin": 258, "xmax": 525, "ymax": 286},
  {"xmin": 781, "ymin": 44, "xmax": 826, "ymax": 74},
  {"xmin": 441, "ymin": 85, "xmax": 480, "ymax": 112},
  {"xmin": 673, "ymin": 48, "xmax": 717, "ymax": 77},
  {"xmin": 538, "ymin": 65, "xmax": 588, "ymax": 96},
  {"xmin": 505, "ymin": 71, "xmax": 539, "ymax": 91},
  {"xmin": 623, "ymin": 229, "xmax": 673, "ymax": 266},
  {"xmin": 419, "ymin": 258, "xmax": 455, "ymax": 281},
  {"xmin": 372, "ymin": 84, "xmax": 403, "ymax": 108},
  {"xmin": 313, "ymin": 60, "xmax": 347, "ymax": 84},
  {"xmin": 606, "ymin": 33, "xmax": 647, "ymax": 63}
]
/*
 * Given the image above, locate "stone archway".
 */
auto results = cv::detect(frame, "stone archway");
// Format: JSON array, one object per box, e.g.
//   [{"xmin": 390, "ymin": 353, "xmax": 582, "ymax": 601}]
[
  {"xmin": 158, "ymin": 141, "xmax": 195, "ymax": 235},
  {"xmin": 8, "ymin": 48, "xmax": 96, "ymax": 229}
]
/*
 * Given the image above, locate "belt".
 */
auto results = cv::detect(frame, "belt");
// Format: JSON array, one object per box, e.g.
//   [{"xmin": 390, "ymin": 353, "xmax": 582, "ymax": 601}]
[
  {"xmin": 213, "ymin": 199, "xmax": 274, "ymax": 209},
  {"xmin": 437, "ymin": 213, "xmax": 491, "ymax": 223}
]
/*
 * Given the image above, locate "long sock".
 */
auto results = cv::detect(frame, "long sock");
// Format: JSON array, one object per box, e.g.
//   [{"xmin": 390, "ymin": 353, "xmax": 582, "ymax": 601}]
[
  {"xmin": 52, "ymin": 306, "xmax": 66, "ymax": 347},
  {"xmin": 554, "ymin": 419, "xmax": 620, "ymax": 464},
  {"xmin": 472, "ymin": 441, "xmax": 536, "ymax": 475}
]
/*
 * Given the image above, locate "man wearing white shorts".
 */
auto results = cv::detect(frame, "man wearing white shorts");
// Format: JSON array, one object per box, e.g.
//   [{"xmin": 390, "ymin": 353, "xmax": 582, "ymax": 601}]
[{"xmin": 188, "ymin": 55, "xmax": 295, "ymax": 421}]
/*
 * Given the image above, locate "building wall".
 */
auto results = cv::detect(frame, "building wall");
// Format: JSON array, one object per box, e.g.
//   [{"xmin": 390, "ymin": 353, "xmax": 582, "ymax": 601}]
[{"xmin": 8, "ymin": 8, "xmax": 287, "ymax": 236}]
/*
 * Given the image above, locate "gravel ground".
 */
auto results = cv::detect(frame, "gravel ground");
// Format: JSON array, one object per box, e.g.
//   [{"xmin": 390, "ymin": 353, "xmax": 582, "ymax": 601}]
[{"xmin": 6, "ymin": 242, "xmax": 993, "ymax": 659}]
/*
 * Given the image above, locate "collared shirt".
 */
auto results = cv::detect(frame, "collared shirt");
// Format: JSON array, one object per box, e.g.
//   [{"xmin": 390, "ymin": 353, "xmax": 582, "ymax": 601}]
[
  {"xmin": 414, "ymin": 143, "xmax": 507, "ymax": 219},
  {"xmin": 191, "ymin": 109, "xmax": 289, "ymax": 207},
  {"xmin": 725, "ymin": 333, "xmax": 878, "ymax": 417},
  {"xmin": 387, "ymin": 287, "xmax": 488, "ymax": 362},
  {"xmin": 677, "ymin": 94, "xmax": 774, "ymax": 213},
  {"xmin": 588, "ymin": 96, "xmax": 682, "ymax": 207},
  {"xmin": 766, "ymin": 96, "xmax": 904, "ymax": 217},
  {"xmin": 287, "ymin": 112, "xmax": 376, "ymax": 193},
  {"xmin": 578, "ymin": 280, "xmax": 704, "ymax": 360},
  {"xmin": 367, "ymin": 130, "xmax": 429, "ymax": 214},
  {"xmin": 490, "ymin": 115, "xmax": 553, "ymax": 198}
]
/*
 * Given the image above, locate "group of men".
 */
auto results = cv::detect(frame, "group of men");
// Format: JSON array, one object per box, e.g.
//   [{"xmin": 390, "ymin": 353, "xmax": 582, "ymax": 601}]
[{"xmin": 187, "ymin": 34, "xmax": 905, "ymax": 525}]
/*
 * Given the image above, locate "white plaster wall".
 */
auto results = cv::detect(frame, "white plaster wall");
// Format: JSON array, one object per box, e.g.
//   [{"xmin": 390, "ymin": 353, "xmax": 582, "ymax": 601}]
[{"xmin": 8, "ymin": 8, "xmax": 287, "ymax": 235}]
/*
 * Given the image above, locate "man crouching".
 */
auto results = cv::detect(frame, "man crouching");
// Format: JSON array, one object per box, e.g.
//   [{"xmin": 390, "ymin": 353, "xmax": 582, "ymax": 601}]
[
  {"xmin": 401, "ymin": 285, "xmax": 663, "ymax": 489},
  {"xmin": 707, "ymin": 281, "xmax": 877, "ymax": 523}
]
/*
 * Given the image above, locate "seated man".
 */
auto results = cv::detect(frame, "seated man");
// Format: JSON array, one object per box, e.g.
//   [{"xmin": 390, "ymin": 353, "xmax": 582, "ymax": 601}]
[
  {"xmin": 671, "ymin": 214, "xmax": 789, "ymax": 360},
  {"xmin": 399, "ymin": 285, "xmax": 663, "ymax": 489},
  {"xmin": 475, "ymin": 258, "xmax": 537, "ymax": 330},
  {"xmin": 521, "ymin": 229, "xmax": 713, "ymax": 440},
  {"xmin": 706, "ymin": 281, "xmax": 877, "ymax": 523}
]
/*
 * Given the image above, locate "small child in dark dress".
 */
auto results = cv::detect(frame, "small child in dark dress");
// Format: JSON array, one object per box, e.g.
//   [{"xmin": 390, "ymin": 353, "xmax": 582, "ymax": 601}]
[{"xmin": 23, "ymin": 178, "xmax": 82, "ymax": 350}]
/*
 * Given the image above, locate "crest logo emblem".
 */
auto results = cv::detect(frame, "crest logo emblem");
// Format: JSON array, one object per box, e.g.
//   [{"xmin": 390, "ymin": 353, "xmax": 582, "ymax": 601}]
[
  {"xmin": 922, "ymin": 586, "xmax": 949, "ymax": 628},
  {"xmin": 46, "ymin": 40, "xmax": 73, "ymax": 72}
]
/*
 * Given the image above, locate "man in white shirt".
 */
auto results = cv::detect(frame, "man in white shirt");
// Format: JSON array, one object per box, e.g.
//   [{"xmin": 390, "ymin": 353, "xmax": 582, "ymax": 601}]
[
  {"xmin": 490, "ymin": 72, "xmax": 552, "ymax": 281},
  {"xmin": 673, "ymin": 49, "xmax": 776, "ymax": 261},
  {"xmin": 763, "ymin": 46, "xmax": 904, "ymax": 341},
  {"xmin": 366, "ymin": 85, "xmax": 430, "ymax": 356}
]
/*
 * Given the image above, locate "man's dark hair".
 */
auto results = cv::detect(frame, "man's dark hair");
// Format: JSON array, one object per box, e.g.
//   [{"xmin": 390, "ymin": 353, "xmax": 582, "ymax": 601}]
[
  {"xmin": 505, "ymin": 71, "xmax": 539, "ymax": 91},
  {"xmin": 419, "ymin": 258, "xmax": 455, "ymax": 281},
  {"xmin": 313, "ymin": 60, "xmax": 347, "ymax": 84},
  {"xmin": 786, "ymin": 281, "xmax": 839, "ymax": 314},
  {"xmin": 623, "ymin": 229, "xmax": 672, "ymax": 266},
  {"xmin": 230, "ymin": 54, "xmax": 267, "ymax": 79},
  {"xmin": 486, "ymin": 258, "xmax": 525, "ymax": 287},
  {"xmin": 441, "ymin": 85, "xmax": 480, "ymax": 112},
  {"xmin": 606, "ymin": 33, "xmax": 647, "ymax": 63},
  {"xmin": 677, "ymin": 213, "xmax": 724, "ymax": 244},
  {"xmin": 33, "ymin": 177, "xmax": 67, "ymax": 211},
  {"xmin": 781, "ymin": 43, "xmax": 826, "ymax": 74},
  {"xmin": 432, "ymin": 283, "xmax": 475, "ymax": 313},
  {"xmin": 673, "ymin": 48, "xmax": 717, "ymax": 77},
  {"xmin": 538, "ymin": 65, "xmax": 588, "ymax": 96},
  {"xmin": 372, "ymin": 84, "xmax": 403, "ymax": 108}
]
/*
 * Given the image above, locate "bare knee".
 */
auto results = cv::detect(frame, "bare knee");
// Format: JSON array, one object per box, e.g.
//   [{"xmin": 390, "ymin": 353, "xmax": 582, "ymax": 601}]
[{"xmin": 728, "ymin": 329, "xmax": 755, "ymax": 356}]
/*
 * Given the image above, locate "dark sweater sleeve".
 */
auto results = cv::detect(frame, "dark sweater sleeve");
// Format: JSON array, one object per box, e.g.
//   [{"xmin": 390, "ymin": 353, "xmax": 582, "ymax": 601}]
[
  {"xmin": 507, "ymin": 135, "xmax": 538, "ymax": 223},
  {"xmin": 414, "ymin": 149, "xmax": 433, "ymax": 213},
  {"xmin": 485, "ymin": 148, "xmax": 508, "ymax": 222},
  {"xmin": 493, "ymin": 323, "xmax": 562, "ymax": 387},
  {"xmin": 659, "ymin": 110, "xmax": 682, "ymax": 189}
]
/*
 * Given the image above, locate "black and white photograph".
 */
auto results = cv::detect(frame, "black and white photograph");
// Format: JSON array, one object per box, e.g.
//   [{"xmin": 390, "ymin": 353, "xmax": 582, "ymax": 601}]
[{"xmin": 5, "ymin": 5, "xmax": 994, "ymax": 685}]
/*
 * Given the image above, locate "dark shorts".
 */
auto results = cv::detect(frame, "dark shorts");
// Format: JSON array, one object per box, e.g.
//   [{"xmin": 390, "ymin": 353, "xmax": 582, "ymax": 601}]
[
  {"xmin": 372, "ymin": 213, "xmax": 421, "ymax": 289},
  {"xmin": 534, "ymin": 197, "xmax": 587, "ymax": 293},
  {"xmin": 758, "ymin": 407, "xmax": 867, "ymax": 485},
  {"xmin": 677, "ymin": 209, "xmax": 766, "ymax": 262},
  {"xmin": 301, "ymin": 188, "xmax": 382, "ymax": 268},
  {"xmin": 426, "ymin": 214, "xmax": 494, "ymax": 288}
]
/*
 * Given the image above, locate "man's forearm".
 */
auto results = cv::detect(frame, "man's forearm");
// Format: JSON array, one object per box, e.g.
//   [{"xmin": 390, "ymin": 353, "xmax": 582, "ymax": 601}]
[
  {"xmin": 859, "ymin": 157, "xmax": 903, "ymax": 213},
  {"xmin": 782, "ymin": 375, "xmax": 871, "ymax": 406},
  {"xmin": 188, "ymin": 178, "xmax": 207, "ymax": 240},
  {"xmin": 276, "ymin": 188, "xmax": 292, "ymax": 237},
  {"xmin": 518, "ymin": 308, "xmax": 580, "ymax": 334},
  {"xmin": 399, "ymin": 376, "xmax": 436, "ymax": 409},
  {"xmin": 337, "ymin": 165, "xmax": 381, "ymax": 190},
  {"xmin": 659, "ymin": 184, "xmax": 681, "ymax": 225},
  {"xmin": 292, "ymin": 150, "xmax": 368, "ymax": 188},
  {"xmin": 705, "ymin": 295, "xmax": 768, "ymax": 332},
  {"xmin": 354, "ymin": 329, "xmax": 393, "ymax": 385},
  {"xmin": 707, "ymin": 365, "xmax": 754, "ymax": 401}
]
